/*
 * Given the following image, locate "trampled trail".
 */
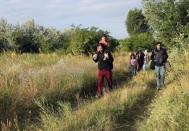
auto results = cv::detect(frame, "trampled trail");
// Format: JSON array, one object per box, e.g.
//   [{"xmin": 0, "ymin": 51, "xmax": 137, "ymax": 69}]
[
  {"xmin": 113, "ymin": 87, "xmax": 157, "ymax": 131},
  {"xmin": 75, "ymin": 67, "xmax": 161, "ymax": 131},
  {"xmin": 112, "ymin": 73, "xmax": 174, "ymax": 131}
]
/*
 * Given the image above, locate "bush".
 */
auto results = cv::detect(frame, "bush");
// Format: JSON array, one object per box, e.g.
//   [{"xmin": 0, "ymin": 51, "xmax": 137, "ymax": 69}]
[{"xmin": 119, "ymin": 33, "xmax": 154, "ymax": 51}]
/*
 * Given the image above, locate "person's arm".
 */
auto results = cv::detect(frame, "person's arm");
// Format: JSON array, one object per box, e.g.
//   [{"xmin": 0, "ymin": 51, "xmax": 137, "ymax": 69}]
[
  {"xmin": 136, "ymin": 61, "xmax": 139, "ymax": 70},
  {"xmin": 151, "ymin": 50, "xmax": 155, "ymax": 60},
  {"xmin": 93, "ymin": 53, "xmax": 98, "ymax": 63},
  {"xmin": 128, "ymin": 59, "xmax": 131, "ymax": 65},
  {"xmin": 164, "ymin": 49, "xmax": 168, "ymax": 63},
  {"xmin": 108, "ymin": 52, "xmax": 114, "ymax": 63}
]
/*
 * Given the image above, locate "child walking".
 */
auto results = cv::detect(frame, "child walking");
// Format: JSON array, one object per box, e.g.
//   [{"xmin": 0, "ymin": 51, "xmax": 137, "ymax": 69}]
[{"xmin": 129, "ymin": 53, "xmax": 138, "ymax": 76}]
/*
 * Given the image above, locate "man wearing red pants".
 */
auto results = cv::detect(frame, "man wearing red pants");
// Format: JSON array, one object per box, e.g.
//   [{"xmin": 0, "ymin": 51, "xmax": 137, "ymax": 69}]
[{"xmin": 93, "ymin": 43, "xmax": 114, "ymax": 98}]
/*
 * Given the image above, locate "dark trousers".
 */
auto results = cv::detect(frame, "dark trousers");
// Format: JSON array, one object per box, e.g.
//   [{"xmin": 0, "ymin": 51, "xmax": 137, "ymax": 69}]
[{"xmin": 97, "ymin": 69, "xmax": 112, "ymax": 95}]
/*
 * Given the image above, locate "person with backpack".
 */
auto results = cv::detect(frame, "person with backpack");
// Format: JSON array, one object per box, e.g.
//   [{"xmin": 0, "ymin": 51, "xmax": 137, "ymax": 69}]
[
  {"xmin": 151, "ymin": 42, "xmax": 168, "ymax": 90},
  {"xmin": 129, "ymin": 53, "xmax": 138, "ymax": 76},
  {"xmin": 93, "ymin": 43, "xmax": 114, "ymax": 98}
]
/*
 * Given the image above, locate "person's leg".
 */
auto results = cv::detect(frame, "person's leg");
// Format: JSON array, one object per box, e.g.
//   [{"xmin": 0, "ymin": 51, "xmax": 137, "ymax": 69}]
[
  {"xmin": 160, "ymin": 66, "xmax": 166, "ymax": 87},
  {"xmin": 133, "ymin": 67, "xmax": 137, "ymax": 76},
  {"xmin": 97, "ymin": 70, "xmax": 104, "ymax": 96},
  {"xmin": 131, "ymin": 66, "xmax": 134, "ymax": 76},
  {"xmin": 104, "ymin": 70, "xmax": 113, "ymax": 93},
  {"xmin": 143, "ymin": 64, "xmax": 146, "ymax": 70},
  {"xmin": 155, "ymin": 66, "xmax": 161, "ymax": 89}
]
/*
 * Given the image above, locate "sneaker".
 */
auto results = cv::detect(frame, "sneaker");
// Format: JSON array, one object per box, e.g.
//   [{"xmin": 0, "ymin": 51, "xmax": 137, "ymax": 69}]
[
  {"xmin": 95, "ymin": 94, "xmax": 101, "ymax": 98},
  {"xmin": 156, "ymin": 86, "xmax": 160, "ymax": 90},
  {"xmin": 161, "ymin": 85, "xmax": 165, "ymax": 88}
]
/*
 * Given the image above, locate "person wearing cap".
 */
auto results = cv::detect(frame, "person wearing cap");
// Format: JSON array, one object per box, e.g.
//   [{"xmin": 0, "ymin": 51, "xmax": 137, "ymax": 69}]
[
  {"xmin": 151, "ymin": 42, "xmax": 168, "ymax": 90},
  {"xmin": 92, "ymin": 42, "xmax": 114, "ymax": 98}
]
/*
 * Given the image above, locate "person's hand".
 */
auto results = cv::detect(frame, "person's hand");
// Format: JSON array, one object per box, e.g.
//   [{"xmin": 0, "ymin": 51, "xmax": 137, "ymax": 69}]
[
  {"xmin": 104, "ymin": 53, "xmax": 109, "ymax": 60},
  {"xmin": 93, "ymin": 54, "xmax": 98, "ymax": 60},
  {"xmin": 104, "ymin": 53, "xmax": 109, "ymax": 58},
  {"xmin": 97, "ymin": 46, "xmax": 100, "ymax": 52}
]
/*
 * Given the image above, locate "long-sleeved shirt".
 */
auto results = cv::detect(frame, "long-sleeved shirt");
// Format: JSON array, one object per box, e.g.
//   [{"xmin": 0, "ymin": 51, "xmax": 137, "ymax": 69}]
[
  {"xmin": 93, "ymin": 51, "xmax": 114, "ymax": 70},
  {"xmin": 151, "ymin": 47, "xmax": 168, "ymax": 66}
]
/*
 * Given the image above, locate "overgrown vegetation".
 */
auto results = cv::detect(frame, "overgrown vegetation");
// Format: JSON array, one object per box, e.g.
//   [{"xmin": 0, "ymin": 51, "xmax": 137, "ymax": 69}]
[
  {"xmin": 0, "ymin": 19, "xmax": 118, "ymax": 54},
  {"xmin": 0, "ymin": 52, "xmax": 131, "ymax": 130},
  {"xmin": 136, "ymin": 50, "xmax": 189, "ymax": 131},
  {"xmin": 1, "ymin": 0, "xmax": 189, "ymax": 131}
]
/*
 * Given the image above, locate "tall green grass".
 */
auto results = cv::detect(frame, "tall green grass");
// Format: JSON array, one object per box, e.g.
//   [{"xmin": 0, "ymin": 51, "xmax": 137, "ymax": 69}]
[
  {"xmin": 0, "ymin": 52, "xmax": 97, "ymax": 129},
  {"xmin": 33, "ymin": 69, "xmax": 156, "ymax": 131},
  {"xmin": 1, "ymin": 50, "xmax": 189, "ymax": 131},
  {"xmin": 0, "ymin": 52, "xmax": 130, "ymax": 130},
  {"xmin": 136, "ymin": 51, "xmax": 189, "ymax": 131}
]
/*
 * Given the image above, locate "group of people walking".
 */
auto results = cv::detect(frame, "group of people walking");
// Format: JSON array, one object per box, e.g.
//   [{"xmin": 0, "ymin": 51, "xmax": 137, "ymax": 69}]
[
  {"xmin": 93, "ymin": 36, "xmax": 168, "ymax": 98},
  {"xmin": 128, "ymin": 50, "xmax": 150, "ymax": 76},
  {"xmin": 128, "ymin": 42, "xmax": 168, "ymax": 90}
]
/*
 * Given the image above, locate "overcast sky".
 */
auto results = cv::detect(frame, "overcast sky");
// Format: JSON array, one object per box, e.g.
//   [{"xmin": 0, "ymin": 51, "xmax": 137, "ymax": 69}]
[{"xmin": 0, "ymin": 0, "xmax": 142, "ymax": 39}]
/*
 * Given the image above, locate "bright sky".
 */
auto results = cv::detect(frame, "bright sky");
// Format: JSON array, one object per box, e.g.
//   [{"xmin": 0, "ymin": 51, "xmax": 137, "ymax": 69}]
[{"xmin": 0, "ymin": 0, "xmax": 142, "ymax": 39}]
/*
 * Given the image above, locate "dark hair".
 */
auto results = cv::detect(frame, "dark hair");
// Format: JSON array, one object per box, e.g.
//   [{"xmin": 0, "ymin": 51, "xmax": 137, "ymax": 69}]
[
  {"xmin": 102, "ymin": 34, "xmax": 108, "ymax": 38},
  {"xmin": 156, "ymin": 42, "xmax": 162, "ymax": 45},
  {"xmin": 130, "ymin": 53, "xmax": 136, "ymax": 59}
]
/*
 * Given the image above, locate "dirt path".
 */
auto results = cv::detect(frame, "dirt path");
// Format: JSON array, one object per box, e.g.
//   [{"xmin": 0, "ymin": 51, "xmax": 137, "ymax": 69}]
[{"xmin": 114, "ymin": 81, "xmax": 158, "ymax": 131}]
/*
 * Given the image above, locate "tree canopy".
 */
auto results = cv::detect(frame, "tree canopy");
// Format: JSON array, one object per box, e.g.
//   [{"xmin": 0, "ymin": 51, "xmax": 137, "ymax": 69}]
[
  {"xmin": 126, "ymin": 8, "xmax": 149, "ymax": 36},
  {"xmin": 0, "ymin": 19, "xmax": 118, "ymax": 54},
  {"xmin": 143, "ymin": 0, "xmax": 189, "ymax": 48}
]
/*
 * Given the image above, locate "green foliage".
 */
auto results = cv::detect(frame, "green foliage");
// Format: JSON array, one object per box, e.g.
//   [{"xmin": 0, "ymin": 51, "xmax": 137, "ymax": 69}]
[
  {"xmin": 0, "ymin": 19, "xmax": 15, "ymax": 51},
  {"xmin": 0, "ymin": 19, "xmax": 118, "ymax": 54},
  {"xmin": 119, "ymin": 33, "xmax": 154, "ymax": 51},
  {"xmin": 66, "ymin": 26, "xmax": 118, "ymax": 55},
  {"xmin": 143, "ymin": 0, "xmax": 189, "ymax": 48},
  {"xmin": 123, "ymin": 8, "xmax": 153, "ymax": 51},
  {"xmin": 126, "ymin": 8, "xmax": 149, "ymax": 36}
]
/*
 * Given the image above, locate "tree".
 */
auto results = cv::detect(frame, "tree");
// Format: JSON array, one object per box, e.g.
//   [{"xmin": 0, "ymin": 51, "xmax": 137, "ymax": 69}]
[
  {"xmin": 126, "ymin": 8, "xmax": 149, "ymax": 36},
  {"xmin": 120, "ymin": 33, "xmax": 154, "ymax": 51},
  {"xmin": 0, "ymin": 19, "xmax": 15, "ymax": 51},
  {"xmin": 66, "ymin": 26, "xmax": 118, "ymax": 55},
  {"xmin": 0, "ymin": 19, "xmax": 119, "ymax": 54},
  {"xmin": 143, "ymin": 0, "xmax": 189, "ymax": 48}
]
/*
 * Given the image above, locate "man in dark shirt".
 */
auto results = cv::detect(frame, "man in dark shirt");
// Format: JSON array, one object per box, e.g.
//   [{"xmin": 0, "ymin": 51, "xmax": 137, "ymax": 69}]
[
  {"xmin": 151, "ymin": 42, "xmax": 168, "ymax": 90},
  {"xmin": 93, "ymin": 44, "xmax": 114, "ymax": 97}
]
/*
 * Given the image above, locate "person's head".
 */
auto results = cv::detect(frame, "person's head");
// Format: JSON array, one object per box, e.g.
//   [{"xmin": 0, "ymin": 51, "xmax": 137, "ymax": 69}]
[
  {"xmin": 130, "ymin": 53, "xmax": 136, "ymax": 59},
  {"xmin": 137, "ymin": 50, "xmax": 141, "ymax": 56},
  {"xmin": 99, "ymin": 35, "xmax": 109, "ymax": 48},
  {"xmin": 144, "ymin": 49, "xmax": 148, "ymax": 55},
  {"xmin": 101, "ymin": 34, "xmax": 108, "ymax": 41},
  {"xmin": 97, "ymin": 44, "xmax": 105, "ymax": 53},
  {"xmin": 156, "ymin": 42, "xmax": 162, "ymax": 50},
  {"xmin": 101, "ymin": 36, "xmax": 106, "ymax": 41}
]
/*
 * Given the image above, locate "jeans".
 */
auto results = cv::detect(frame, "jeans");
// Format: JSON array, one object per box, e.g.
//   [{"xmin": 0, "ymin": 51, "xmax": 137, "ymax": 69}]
[
  {"xmin": 97, "ymin": 69, "xmax": 112, "ymax": 95},
  {"xmin": 155, "ymin": 66, "xmax": 165, "ymax": 88},
  {"xmin": 143, "ymin": 63, "xmax": 147, "ymax": 70},
  {"xmin": 131, "ymin": 66, "xmax": 137, "ymax": 76}
]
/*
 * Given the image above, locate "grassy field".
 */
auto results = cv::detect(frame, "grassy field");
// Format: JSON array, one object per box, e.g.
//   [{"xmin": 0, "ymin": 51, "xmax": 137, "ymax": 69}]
[{"xmin": 0, "ymin": 51, "xmax": 189, "ymax": 131}]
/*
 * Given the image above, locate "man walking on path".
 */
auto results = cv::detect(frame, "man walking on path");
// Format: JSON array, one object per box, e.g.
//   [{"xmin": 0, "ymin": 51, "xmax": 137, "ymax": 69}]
[
  {"xmin": 151, "ymin": 42, "xmax": 168, "ymax": 90},
  {"xmin": 93, "ymin": 43, "xmax": 114, "ymax": 98}
]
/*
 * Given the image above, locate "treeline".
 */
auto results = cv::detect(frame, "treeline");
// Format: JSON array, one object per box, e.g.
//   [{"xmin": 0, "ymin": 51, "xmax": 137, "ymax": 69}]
[
  {"xmin": 1, "ymin": 0, "xmax": 189, "ymax": 54},
  {"xmin": 120, "ymin": 0, "xmax": 189, "ymax": 51},
  {"xmin": 0, "ymin": 19, "xmax": 118, "ymax": 54}
]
